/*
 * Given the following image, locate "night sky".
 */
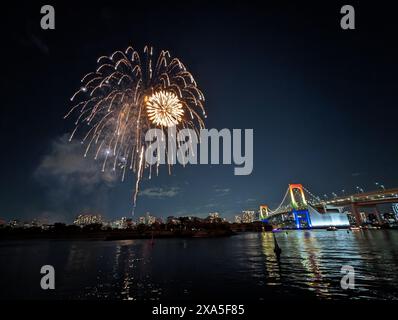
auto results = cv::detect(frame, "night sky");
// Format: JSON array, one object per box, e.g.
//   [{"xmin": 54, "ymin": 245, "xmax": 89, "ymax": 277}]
[{"xmin": 1, "ymin": 1, "xmax": 398, "ymax": 222}]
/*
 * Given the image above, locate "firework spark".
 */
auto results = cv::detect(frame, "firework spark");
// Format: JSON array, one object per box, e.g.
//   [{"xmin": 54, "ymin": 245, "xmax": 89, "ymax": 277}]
[
  {"xmin": 145, "ymin": 90, "xmax": 184, "ymax": 127},
  {"xmin": 65, "ymin": 45, "xmax": 206, "ymax": 213}
]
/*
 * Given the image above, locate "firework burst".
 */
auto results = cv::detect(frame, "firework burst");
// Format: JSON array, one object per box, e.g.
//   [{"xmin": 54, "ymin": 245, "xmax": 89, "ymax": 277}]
[
  {"xmin": 65, "ymin": 45, "xmax": 206, "ymax": 212},
  {"xmin": 145, "ymin": 90, "xmax": 184, "ymax": 127}
]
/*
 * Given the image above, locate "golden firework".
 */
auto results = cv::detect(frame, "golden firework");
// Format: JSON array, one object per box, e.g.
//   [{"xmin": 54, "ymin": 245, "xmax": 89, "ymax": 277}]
[
  {"xmin": 66, "ymin": 45, "xmax": 206, "ymax": 212},
  {"xmin": 145, "ymin": 90, "xmax": 184, "ymax": 127}
]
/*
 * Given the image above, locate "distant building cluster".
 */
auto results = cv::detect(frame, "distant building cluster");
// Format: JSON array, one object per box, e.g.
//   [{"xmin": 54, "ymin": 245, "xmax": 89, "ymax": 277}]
[
  {"xmin": 72, "ymin": 212, "xmax": 163, "ymax": 229},
  {"xmin": 4, "ymin": 218, "xmax": 51, "ymax": 229},
  {"xmin": 207, "ymin": 212, "xmax": 225, "ymax": 223},
  {"xmin": 0, "ymin": 207, "xmax": 272, "ymax": 231},
  {"xmin": 235, "ymin": 210, "xmax": 256, "ymax": 223},
  {"xmin": 166, "ymin": 216, "xmax": 181, "ymax": 225},
  {"xmin": 137, "ymin": 212, "xmax": 160, "ymax": 225},
  {"xmin": 109, "ymin": 217, "xmax": 134, "ymax": 229}
]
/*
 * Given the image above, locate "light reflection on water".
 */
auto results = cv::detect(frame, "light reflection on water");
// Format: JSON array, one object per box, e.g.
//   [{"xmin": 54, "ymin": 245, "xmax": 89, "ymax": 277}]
[{"xmin": 0, "ymin": 230, "xmax": 398, "ymax": 300}]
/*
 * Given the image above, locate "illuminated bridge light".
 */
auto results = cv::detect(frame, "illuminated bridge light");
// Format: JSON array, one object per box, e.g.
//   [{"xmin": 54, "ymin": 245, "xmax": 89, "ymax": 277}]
[
  {"xmin": 289, "ymin": 184, "xmax": 307, "ymax": 209},
  {"xmin": 259, "ymin": 205, "xmax": 269, "ymax": 221},
  {"xmin": 265, "ymin": 184, "xmax": 398, "ymax": 229}
]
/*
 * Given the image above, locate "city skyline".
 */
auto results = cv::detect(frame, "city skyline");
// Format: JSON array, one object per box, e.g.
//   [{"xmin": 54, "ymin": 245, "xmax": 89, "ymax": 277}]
[{"xmin": 2, "ymin": 182, "xmax": 396, "ymax": 225}]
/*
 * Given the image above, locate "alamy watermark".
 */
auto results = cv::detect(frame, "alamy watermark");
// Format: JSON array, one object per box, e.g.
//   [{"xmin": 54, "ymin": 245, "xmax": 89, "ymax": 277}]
[
  {"xmin": 41, "ymin": 4, "xmax": 355, "ymax": 31},
  {"xmin": 145, "ymin": 128, "xmax": 253, "ymax": 176},
  {"xmin": 340, "ymin": 5, "xmax": 355, "ymax": 30},
  {"xmin": 40, "ymin": 5, "xmax": 55, "ymax": 30},
  {"xmin": 340, "ymin": 265, "xmax": 355, "ymax": 290},
  {"xmin": 40, "ymin": 265, "xmax": 55, "ymax": 290}
]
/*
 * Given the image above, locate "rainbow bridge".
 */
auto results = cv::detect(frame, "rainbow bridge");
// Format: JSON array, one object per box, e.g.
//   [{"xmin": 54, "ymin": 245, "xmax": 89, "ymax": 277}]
[{"xmin": 259, "ymin": 184, "xmax": 398, "ymax": 229}]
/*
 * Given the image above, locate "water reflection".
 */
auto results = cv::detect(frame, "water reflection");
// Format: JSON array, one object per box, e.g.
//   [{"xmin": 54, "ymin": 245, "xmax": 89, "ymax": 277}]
[
  {"xmin": 260, "ymin": 232, "xmax": 281, "ymax": 285},
  {"xmin": 294, "ymin": 231, "xmax": 330, "ymax": 298},
  {"xmin": 0, "ymin": 230, "xmax": 398, "ymax": 300},
  {"xmin": 272, "ymin": 230, "xmax": 398, "ymax": 300}
]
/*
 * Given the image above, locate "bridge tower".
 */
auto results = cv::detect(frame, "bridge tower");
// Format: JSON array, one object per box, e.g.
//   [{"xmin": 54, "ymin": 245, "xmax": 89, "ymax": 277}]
[
  {"xmin": 259, "ymin": 205, "xmax": 269, "ymax": 222},
  {"xmin": 289, "ymin": 184, "xmax": 312, "ymax": 229},
  {"xmin": 289, "ymin": 184, "xmax": 308, "ymax": 209}
]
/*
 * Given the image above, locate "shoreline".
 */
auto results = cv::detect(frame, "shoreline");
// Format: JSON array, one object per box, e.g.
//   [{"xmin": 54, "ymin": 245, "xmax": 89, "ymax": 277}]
[
  {"xmin": 0, "ymin": 221, "xmax": 273, "ymax": 241},
  {"xmin": 0, "ymin": 229, "xmax": 240, "ymax": 241}
]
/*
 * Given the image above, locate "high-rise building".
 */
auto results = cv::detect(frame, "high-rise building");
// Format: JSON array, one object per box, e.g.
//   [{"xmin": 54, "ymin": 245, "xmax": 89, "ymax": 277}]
[
  {"xmin": 145, "ymin": 212, "xmax": 156, "ymax": 225},
  {"xmin": 138, "ymin": 216, "xmax": 146, "ymax": 224},
  {"xmin": 235, "ymin": 215, "xmax": 242, "ymax": 223},
  {"xmin": 9, "ymin": 219, "xmax": 23, "ymax": 228},
  {"xmin": 207, "ymin": 212, "xmax": 220, "ymax": 223},
  {"xmin": 209, "ymin": 212, "xmax": 219, "ymax": 219},
  {"xmin": 112, "ymin": 217, "xmax": 135, "ymax": 229},
  {"xmin": 241, "ymin": 210, "xmax": 255, "ymax": 223},
  {"xmin": 137, "ymin": 213, "xmax": 157, "ymax": 225}
]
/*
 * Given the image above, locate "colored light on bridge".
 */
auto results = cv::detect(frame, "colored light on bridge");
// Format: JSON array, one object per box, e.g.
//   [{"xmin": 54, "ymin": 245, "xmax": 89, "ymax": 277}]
[
  {"xmin": 293, "ymin": 209, "xmax": 312, "ymax": 229},
  {"xmin": 308, "ymin": 206, "xmax": 350, "ymax": 227},
  {"xmin": 259, "ymin": 205, "xmax": 269, "ymax": 219},
  {"xmin": 289, "ymin": 184, "xmax": 308, "ymax": 209}
]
